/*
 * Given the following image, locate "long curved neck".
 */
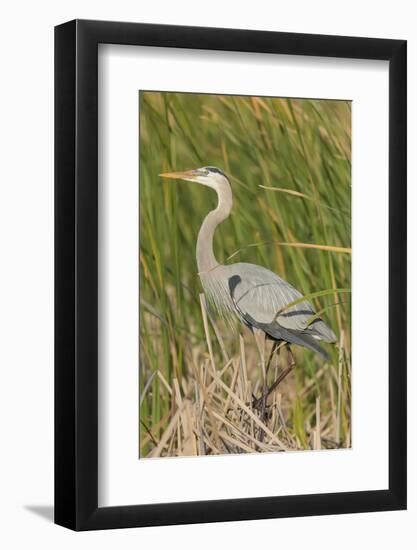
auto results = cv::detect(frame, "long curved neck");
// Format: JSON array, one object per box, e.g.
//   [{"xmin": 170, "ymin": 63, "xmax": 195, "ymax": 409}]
[{"xmin": 197, "ymin": 183, "xmax": 233, "ymax": 273}]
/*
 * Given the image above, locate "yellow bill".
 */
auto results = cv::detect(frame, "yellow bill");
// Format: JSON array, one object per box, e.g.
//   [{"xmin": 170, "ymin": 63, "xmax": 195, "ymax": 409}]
[{"xmin": 159, "ymin": 170, "xmax": 197, "ymax": 180}]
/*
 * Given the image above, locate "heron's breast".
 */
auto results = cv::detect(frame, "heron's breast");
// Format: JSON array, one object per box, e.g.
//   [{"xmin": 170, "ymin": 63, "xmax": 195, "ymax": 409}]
[{"xmin": 199, "ymin": 271, "xmax": 237, "ymax": 325}]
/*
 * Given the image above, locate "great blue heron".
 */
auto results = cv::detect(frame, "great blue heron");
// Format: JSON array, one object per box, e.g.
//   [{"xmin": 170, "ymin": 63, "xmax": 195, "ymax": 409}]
[{"xmin": 160, "ymin": 166, "xmax": 336, "ymax": 408}]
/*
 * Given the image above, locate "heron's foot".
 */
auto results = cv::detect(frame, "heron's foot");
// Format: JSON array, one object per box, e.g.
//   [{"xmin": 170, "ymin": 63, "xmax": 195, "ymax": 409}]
[
  {"xmin": 252, "ymin": 391, "xmax": 270, "ymax": 414},
  {"xmin": 251, "ymin": 393, "xmax": 263, "ymax": 411},
  {"xmin": 252, "ymin": 397, "xmax": 261, "ymax": 411}
]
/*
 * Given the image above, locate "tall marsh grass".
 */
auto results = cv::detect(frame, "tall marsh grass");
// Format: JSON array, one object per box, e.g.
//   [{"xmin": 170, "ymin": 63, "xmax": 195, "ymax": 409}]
[{"xmin": 139, "ymin": 92, "xmax": 351, "ymax": 457}]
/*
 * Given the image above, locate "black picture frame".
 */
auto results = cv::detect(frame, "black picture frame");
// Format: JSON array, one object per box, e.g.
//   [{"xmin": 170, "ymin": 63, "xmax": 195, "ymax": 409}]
[{"xmin": 55, "ymin": 19, "xmax": 407, "ymax": 531}]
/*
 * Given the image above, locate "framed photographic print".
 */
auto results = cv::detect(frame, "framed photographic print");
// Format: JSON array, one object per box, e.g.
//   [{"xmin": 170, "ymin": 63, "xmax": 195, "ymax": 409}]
[{"xmin": 55, "ymin": 20, "xmax": 407, "ymax": 530}]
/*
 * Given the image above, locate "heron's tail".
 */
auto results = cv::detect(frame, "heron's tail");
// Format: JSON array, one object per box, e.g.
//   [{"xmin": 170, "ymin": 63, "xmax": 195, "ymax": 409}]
[
  {"xmin": 308, "ymin": 318, "xmax": 337, "ymax": 343},
  {"xmin": 293, "ymin": 333, "xmax": 331, "ymax": 361}
]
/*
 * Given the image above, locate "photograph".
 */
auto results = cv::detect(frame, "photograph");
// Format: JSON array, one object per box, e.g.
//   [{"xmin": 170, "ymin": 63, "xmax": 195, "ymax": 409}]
[
  {"xmin": 139, "ymin": 91, "xmax": 352, "ymax": 458},
  {"xmin": 0, "ymin": 2, "xmax": 409, "ymax": 543}
]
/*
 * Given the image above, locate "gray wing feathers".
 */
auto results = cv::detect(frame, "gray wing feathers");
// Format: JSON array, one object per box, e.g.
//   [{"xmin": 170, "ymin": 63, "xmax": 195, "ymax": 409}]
[
  {"xmin": 230, "ymin": 263, "xmax": 335, "ymax": 339},
  {"xmin": 236, "ymin": 307, "xmax": 331, "ymax": 360},
  {"xmin": 200, "ymin": 262, "xmax": 336, "ymax": 355}
]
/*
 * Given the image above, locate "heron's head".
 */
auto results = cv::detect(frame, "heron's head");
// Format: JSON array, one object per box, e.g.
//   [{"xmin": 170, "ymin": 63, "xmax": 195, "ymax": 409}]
[{"xmin": 159, "ymin": 166, "xmax": 230, "ymax": 193}]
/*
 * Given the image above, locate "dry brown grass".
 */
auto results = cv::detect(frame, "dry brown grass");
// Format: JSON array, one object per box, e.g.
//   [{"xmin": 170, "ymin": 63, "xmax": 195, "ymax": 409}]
[{"xmin": 140, "ymin": 295, "xmax": 350, "ymax": 458}]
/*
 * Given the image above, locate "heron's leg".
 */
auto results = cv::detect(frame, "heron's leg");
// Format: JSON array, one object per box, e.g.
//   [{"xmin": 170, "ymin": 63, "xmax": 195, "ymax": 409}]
[
  {"xmin": 251, "ymin": 341, "xmax": 277, "ymax": 400},
  {"xmin": 253, "ymin": 344, "xmax": 294, "ymax": 441},
  {"xmin": 252, "ymin": 341, "xmax": 279, "ymax": 413},
  {"xmin": 265, "ymin": 341, "xmax": 278, "ymax": 379},
  {"xmin": 266, "ymin": 344, "xmax": 296, "ymax": 398},
  {"xmin": 256, "ymin": 342, "xmax": 281, "ymax": 442}
]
